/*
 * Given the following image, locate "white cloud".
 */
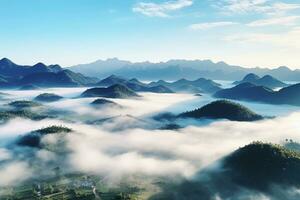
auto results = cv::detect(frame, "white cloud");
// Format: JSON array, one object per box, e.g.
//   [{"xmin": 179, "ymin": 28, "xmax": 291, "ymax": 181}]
[
  {"xmin": 270, "ymin": 2, "xmax": 300, "ymax": 15},
  {"xmin": 224, "ymin": 27, "xmax": 300, "ymax": 49},
  {"xmin": 133, "ymin": 0, "xmax": 193, "ymax": 17},
  {"xmin": 0, "ymin": 162, "xmax": 32, "ymax": 187},
  {"xmin": 248, "ymin": 15, "xmax": 300, "ymax": 26},
  {"xmin": 217, "ymin": 0, "xmax": 300, "ymax": 15},
  {"xmin": 189, "ymin": 21, "xmax": 238, "ymax": 30}
]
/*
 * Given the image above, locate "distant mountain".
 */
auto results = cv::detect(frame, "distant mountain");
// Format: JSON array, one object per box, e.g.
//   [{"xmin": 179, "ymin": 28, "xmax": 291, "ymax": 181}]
[
  {"xmin": 215, "ymin": 83, "xmax": 274, "ymax": 102},
  {"xmin": 97, "ymin": 75, "xmax": 128, "ymax": 86},
  {"xmin": 8, "ymin": 100, "xmax": 42, "ymax": 109},
  {"xmin": 69, "ymin": 58, "xmax": 300, "ymax": 81},
  {"xmin": 19, "ymin": 70, "xmax": 99, "ymax": 87},
  {"xmin": 179, "ymin": 100, "xmax": 263, "ymax": 121},
  {"xmin": 70, "ymin": 58, "xmax": 132, "ymax": 77},
  {"xmin": 0, "ymin": 58, "xmax": 62, "ymax": 77},
  {"xmin": 149, "ymin": 78, "xmax": 221, "ymax": 94},
  {"xmin": 234, "ymin": 73, "xmax": 288, "ymax": 89},
  {"xmin": 97, "ymin": 75, "xmax": 174, "ymax": 93},
  {"xmin": 81, "ymin": 84, "xmax": 139, "ymax": 98},
  {"xmin": 215, "ymin": 82, "xmax": 300, "ymax": 106},
  {"xmin": 0, "ymin": 58, "xmax": 99, "ymax": 87}
]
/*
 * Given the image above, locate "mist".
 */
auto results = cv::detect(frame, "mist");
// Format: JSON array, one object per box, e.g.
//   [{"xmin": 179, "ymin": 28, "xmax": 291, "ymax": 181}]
[{"xmin": 1, "ymin": 87, "xmax": 300, "ymax": 198}]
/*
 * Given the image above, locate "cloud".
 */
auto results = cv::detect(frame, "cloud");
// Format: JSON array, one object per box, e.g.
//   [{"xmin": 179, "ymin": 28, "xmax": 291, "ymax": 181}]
[
  {"xmin": 247, "ymin": 16, "xmax": 300, "ymax": 26},
  {"xmin": 2, "ymin": 88, "xmax": 300, "ymax": 192},
  {"xmin": 216, "ymin": 0, "xmax": 300, "ymax": 15},
  {"xmin": 133, "ymin": 0, "xmax": 193, "ymax": 17},
  {"xmin": 0, "ymin": 162, "xmax": 32, "ymax": 187},
  {"xmin": 224, "ymin": 27, "xmax": 300, "ymax": 49},
  {"xmin": 189, "ymin": 21, "xmax": 238, "ymax": 30}
]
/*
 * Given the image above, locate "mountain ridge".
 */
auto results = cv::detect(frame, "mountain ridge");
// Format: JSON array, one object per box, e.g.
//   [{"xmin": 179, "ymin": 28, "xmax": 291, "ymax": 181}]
[{"xmin": 68, "ymin": 58, "xmax": 300, "ymax": 81}]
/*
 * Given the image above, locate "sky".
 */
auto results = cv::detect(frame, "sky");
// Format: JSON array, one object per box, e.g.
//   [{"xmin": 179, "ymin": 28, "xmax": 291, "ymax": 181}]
[{"xmin": 0, "ymin": 0, "xmax": 300, "ymax": 69}]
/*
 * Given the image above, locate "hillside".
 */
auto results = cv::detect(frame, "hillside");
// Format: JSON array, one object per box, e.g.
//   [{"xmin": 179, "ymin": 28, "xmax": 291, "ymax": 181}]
[
  {"xmin": 81, "ymin": 84, "xmax": 139, "ymax": 98},
  {"xmin": 97, "ymin": 75, "xmax": 173, "ymax": 93},
  {"xmin": 223, "ymin": 142, "xmax": 300, "ymax": 190},
  {"xmin": 179, "ymin": 100, "xmax": 263, "ymax": 121},
  {"xmin": 234, "ymin": 73, "xmax": 288, "ymax": 89},
  {"xmin": 0, "ymin": 58, "xmax": 62, "ymax": 77},
  {"xmin": 0, "ymin": 58, "xmax": 99, "ymax": 87},
  {"xmin": 0, "ymin": 110, "xmax": 47, "ymax": 122},
  {"xmin": 17, "ymin": 126, "xmax": 72, "ymax": 148},
  {"xmin": 150, "ymin": 142, "xmax": 300, "ymax": 199},
  {"xmin": 34, "ymin": 93, "xmax": 63, "ymax": 102},
  {"xmin": 214, "ymin": 83, "xmax": 274, "ymax": 102},
  {"xmin": 215, "ymin": 82, "xmax": 300, "ymax": 106},
  {"xmin": 8, "ymin": 100, "xmax": 42, "ymax": 109},
  {"xmin": 149, "ymin": 78, "xmax": 221, "ymax": 94},
  {"xmin": 19, "ymin": 70, "xmax": 98, "ymax": 87}
]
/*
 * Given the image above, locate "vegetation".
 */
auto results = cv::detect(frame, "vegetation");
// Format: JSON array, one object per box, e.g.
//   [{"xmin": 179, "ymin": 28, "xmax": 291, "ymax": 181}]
[
  {"xmin": 215, "ymin": 82, "xmax": 300, "ymax": 106},
  {"xmin": 8, "ymin": 100, "xmax": 42, "ymax": 109},
  {"xmin": 35, "ymin": 125, "xmax": 72, "ymax": 135},
  {"xmin": 91, "ymin": 98, "xmax": 118, "ymax": 106},
  {"xmin": 284, "ymin": 139, "xmax": 300, "ymax": 152},
  {"xmin": 149, "ymin": 78, "xmax": 221, "ymax": 94},
  {"xmin": 97, "ymin": 75, "xmax": 174, "ymax": 93},
  {"xmin": 179, "ymin": 100, "xmax": 263, "ymax": 121},
  {"xmin": 0, "ymin": 174, "xmax": 141, "ymax": 200},
  {"xmin": 224, "ymin": 142, "xmax": 300, "ymax": 190},
  {"xmin": 34, "ymin": 93, "xmax": 63, "ymax": 102},
  {"xmin": 17, "ymin": 125, "xmax": 72, "ymax": 148},
  {"xmin": 81, "ymin": 84, "xmax": 139, "ymax": 98},
  {"xmin": 233, "ymin": 73, "xmax": 288, "ymax": 89},
  {"xmin": 0, "ymin": 110, "xmax": 47, "ymax": 122},
  {"xmin": 160, "ymin": 123, "xmax": 182, "ymax": 130}
]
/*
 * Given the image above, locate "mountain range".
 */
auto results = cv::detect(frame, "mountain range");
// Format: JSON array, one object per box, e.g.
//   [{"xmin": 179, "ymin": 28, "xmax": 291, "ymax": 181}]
[
  {"xmin": 215, "ymin": 82, "xmax": 300, "ymax": 106},
  {"xmin": 233, "ymin": 73, "xmax": 288, "ymax": 89},
  {"xmin": 97, "ymin": 75, "xmax": 174, "ymax": 93},
  {"xmin": 0, "ymin": 58, "xmax": 62, "ymax": 77},
  {"xmin": 148, "ymin": 78, "xmax": 221, "ymax": 94},
  {"xmin": 81, "ymin": 84, "xmax": 140, "ymax": 99},
  {"xmin": 0, "ymin": 58, "xmax": 98, "ymax": 87},
  {"xmin": 69, "ymin": 58, "xmax": 300, "ymax": 81}
]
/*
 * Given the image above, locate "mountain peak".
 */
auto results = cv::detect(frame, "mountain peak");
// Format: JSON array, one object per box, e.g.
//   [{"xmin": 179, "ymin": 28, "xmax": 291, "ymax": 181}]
[
  {"xmin": 244, "ymin": 73, "xmax": 260, "ymax": 81},
  {"xmin": 33, "ymin": 62, "xmax": 47, "ymax": 68},
  {"xmin": 0, "ymin": 58, "xmax": 15, "ymax": 66}
]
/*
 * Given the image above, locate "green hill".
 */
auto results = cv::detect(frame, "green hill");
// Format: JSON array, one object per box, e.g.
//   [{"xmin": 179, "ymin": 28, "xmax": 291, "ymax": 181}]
[
  {"xmin": 17, "ymin": 125, "xmax": 72, "ymax": 148},
  {"xmin": 8, "ymin": 100, "xmax": 42, "ymax": 109},
  {"xmin": 81, "ymin": 84, "xmax": 139, "ymax": 98},
  {"xmin": 234, "ymin": 73, "xmax": 288, "ymax": 89},
  {"xmin": 224, "ymin": 142, "xmax": 300, "ymax": 190},
  {"xmin": 0, "ymin": 110, "xmax": 47, "ymax": 122},
  {"xmin": 179, "ymin": 100, "xmax": 263, "ymax": 121},
  {"xmin": 91, "ymin": 98, "xmax": 119, "ymax": 107},
  {"xmin": 34, "ymin": 93, "xmax": 63, "ymax": 102},
  {"xmin": 215, "ymin": 82, "xmax": 300, "ymax": 106}
]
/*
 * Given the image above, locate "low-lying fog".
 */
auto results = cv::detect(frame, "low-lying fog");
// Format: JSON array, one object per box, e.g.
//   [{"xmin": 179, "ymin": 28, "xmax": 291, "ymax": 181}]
[{"xmin": 1, "ymin": 86, "xmax": 300, "ymax": 198}]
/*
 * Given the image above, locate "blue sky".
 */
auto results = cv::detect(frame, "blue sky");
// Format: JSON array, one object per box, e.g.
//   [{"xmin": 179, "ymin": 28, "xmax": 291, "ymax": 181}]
[{"xmin": 0, "ymin": 0, "xmax": 300, "ymax": 68}]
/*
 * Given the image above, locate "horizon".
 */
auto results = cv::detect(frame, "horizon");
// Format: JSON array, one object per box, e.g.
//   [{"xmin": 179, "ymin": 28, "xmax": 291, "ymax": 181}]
[
  {"xmin": 1, "ymin": 57, "xmax": 298, "ymax": 71},
  {"xmin": 1, "ymin": 0, "xmax": 300, "ymax": 69}
]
